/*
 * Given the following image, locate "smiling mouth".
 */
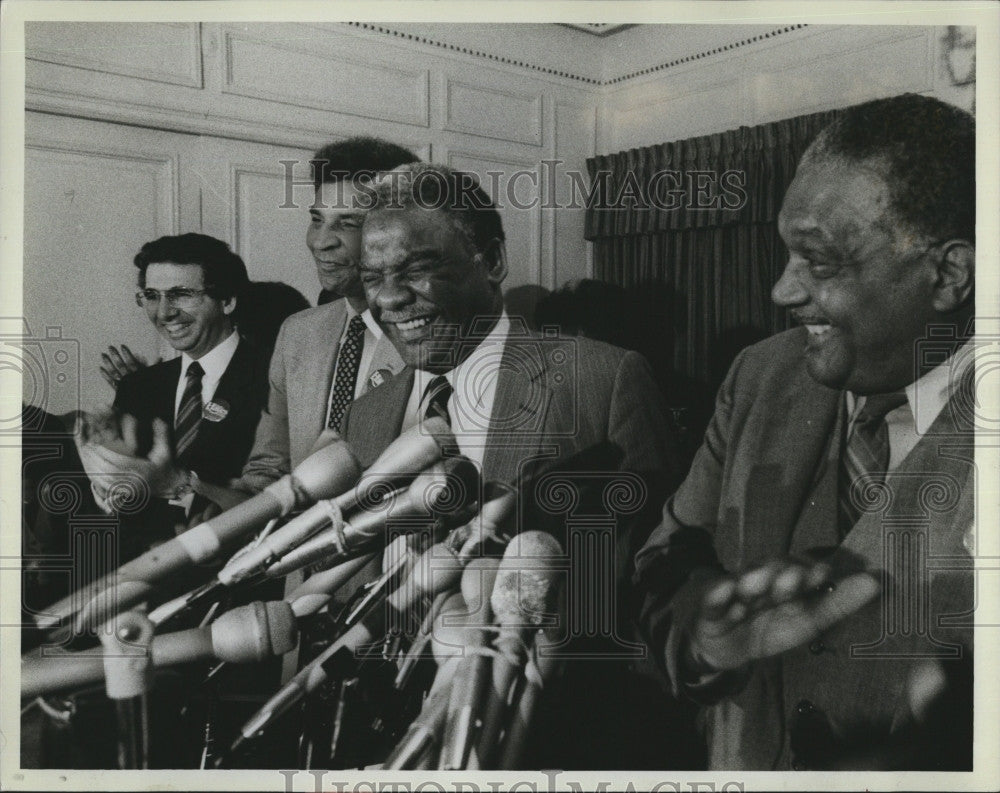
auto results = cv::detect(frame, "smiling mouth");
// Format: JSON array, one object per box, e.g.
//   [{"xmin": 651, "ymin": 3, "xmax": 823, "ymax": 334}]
[
  {"xmin": 392, "ymin": 316, "xmax": 435, "ymax": 332},
  {"xmin": 161, "ymin": 322, "xmax": 190, "ymax": 335}
]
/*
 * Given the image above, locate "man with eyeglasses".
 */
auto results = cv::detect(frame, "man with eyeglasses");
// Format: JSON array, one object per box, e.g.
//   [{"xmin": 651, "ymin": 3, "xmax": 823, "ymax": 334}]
[{"xmin": 77, "ymin": 233, "xmax": 269, "ymax": 561}]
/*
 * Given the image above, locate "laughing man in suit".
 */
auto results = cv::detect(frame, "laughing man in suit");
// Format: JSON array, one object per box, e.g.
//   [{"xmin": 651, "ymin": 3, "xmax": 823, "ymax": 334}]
[
  {"xmin": 77, "ymin": 233, "xmax": 268, "ymax": 562},
  {"xmin": 634, "ymin": 94, "xmax": 977, "ymax": 770},
  {"xmin": 342, "ymin": 163, "xmax": 687, "ymax": 767},
  {"xmin": 236, "ymin": 137, "xmax": 416, "ymax": 493}
]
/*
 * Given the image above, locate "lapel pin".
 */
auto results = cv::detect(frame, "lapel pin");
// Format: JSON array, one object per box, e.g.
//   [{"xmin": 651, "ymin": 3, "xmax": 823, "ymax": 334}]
[
  {"xmin": 368, "ymin": 368, "xmax": 392, "ymax": 390},
  {"xmin": 203, "ymin": 399, "xmax": 230, "ymax": 422}
]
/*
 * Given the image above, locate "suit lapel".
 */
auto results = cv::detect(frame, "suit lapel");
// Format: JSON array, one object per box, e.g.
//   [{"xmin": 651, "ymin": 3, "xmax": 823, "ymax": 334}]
[
  {"xmin": 745, "ymin": 363, "xmax": 841, "ymax": 563},
  {"xmin": 837, "ymin": 381, "xmax": 976, "ymax": 567},
  {"xmin": 347, "ymin": 367, "xmax": 415, "ymax": 468},
  {"xmin": 298, "ymin": 303, "xmax": 348, "ymax": 443},
  {"xmin": 483, "ymin": 338, "xmax": 552, "ymax": 485},
  {"xmin": 360, "ymin": 332, "xmax": 405, "ymax": 395}
]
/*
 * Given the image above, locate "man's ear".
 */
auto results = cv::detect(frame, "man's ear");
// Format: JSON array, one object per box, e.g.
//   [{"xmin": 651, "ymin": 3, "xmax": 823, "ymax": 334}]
[
  {"xmin": 932, "ymin": 240, "xmax": 975, "ymax": 312},
  {"xmin": 223, "ymin": 296, "xmax": 237, "ymax": 316},
  {"xmin": 480, "ymin": 238, "xmax": 508, "ymax": 286}
]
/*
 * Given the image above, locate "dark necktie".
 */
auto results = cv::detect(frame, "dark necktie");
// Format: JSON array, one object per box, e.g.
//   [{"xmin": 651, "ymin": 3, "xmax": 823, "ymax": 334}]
[
  {"xmin": 837, "ymin": 391, "xmax": 908, "ymax": 536},
  {"xmin": 422, "ymin": 374, "xmax": 453, "ymax": 426},
  {"xmin": 327, "ymin": 315, "xmax": 367, "ymax": 431},
  {"xmin": 174, "ymin": 361, "xmax": 204, "ymax": 461}
]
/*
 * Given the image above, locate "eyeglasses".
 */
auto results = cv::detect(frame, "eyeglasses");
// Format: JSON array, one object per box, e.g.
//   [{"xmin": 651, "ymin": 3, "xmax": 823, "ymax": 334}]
[{"xmin": 135, "ymin": 287, "xmax": 209, "ymax": 310}]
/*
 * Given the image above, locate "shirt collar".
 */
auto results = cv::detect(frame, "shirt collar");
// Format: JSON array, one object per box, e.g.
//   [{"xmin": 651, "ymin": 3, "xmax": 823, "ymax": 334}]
[
  {"xmin": 846, "ymin": 341, "xmax": 974, "ymax": 433},
  {"xmin": 345, "ymin": 302, "xmax": 383, "ymax": 339},
  {"xmin": 414, "ymin": 312, "xmax": 511, "ymax": 402},
  {"xmin": 181, "ymin": 330, "xmax": 239, "ymax": 381}
]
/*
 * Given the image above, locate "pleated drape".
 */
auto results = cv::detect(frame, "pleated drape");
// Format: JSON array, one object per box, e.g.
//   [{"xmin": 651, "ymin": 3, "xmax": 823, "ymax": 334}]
[{"xmin": 586, "ymin": 109, "xmax": 841, "ymax": 386}]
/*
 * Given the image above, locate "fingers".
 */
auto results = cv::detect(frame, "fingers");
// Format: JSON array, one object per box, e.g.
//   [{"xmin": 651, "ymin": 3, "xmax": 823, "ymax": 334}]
[
  {"xmin": 120, "ymin": 414, "xmax": 140, "ymax": 456},
  {"xmin": 808, "ymin": 571, "xmax": 880, "ymax": 635},
  {"xmin": 99, "ymin": 366, "xmax": 118, "ymax": 389},
  {"xmin": 119, "ymin": 344, "xmax": 145, "ymax": 368},
  {"xmin": 149, "ymin": 418, "xmax": 175, "ymax": 466}
]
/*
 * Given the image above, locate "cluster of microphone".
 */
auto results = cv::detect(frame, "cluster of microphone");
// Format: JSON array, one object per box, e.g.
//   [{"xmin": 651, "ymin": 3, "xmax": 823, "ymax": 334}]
[{"xmin": 22, "ymin": 417, "xmax": 566, "ymax": 770}]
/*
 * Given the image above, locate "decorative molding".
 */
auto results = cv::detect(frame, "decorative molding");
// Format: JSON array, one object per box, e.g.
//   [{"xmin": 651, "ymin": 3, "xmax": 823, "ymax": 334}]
[
  {"xmin": 26, "ymin": 22, "xmax": 203, "ymax": 89},
  {"xmin": 24, "ymin": 140, "xmax": 179, "ymax": 236},
  {"xmin": 604, "ymin": 25, "xmax": 809, "ymax": 85},
  {"xmin": 220, "ymin": 28, "xmax": 430, "ymax": 128},
  {"xmin": 560, "ymin": 24, "xmax": 637, "ymax": 38},
  {"xmin": 25, "ymin": 85, "xmax": 405, "ymax": 154},
  {"xmin": 344, "ymin": 22, "xmax": 809, "ymax": 87},
  {"xmin": 345, "ymin": 22, "xmax": 600, "ymax": 85},
  {"xmin": 443, "ymin": 77, "xmax": 543, "ymax": 147}
]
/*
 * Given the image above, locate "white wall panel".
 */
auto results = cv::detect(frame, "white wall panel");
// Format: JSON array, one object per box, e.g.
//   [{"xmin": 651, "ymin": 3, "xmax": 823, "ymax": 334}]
[
  {"xmin": 221, "ymin": 28, "xmax": 430, "ymax": 127},
  {"xmin": 443, "ymin": 77, "xmax": 543, "ymax": 146},
  {"xmin": 23, "ymin": 114, "xmax": 178, "ymax": 414},
  {"xmin": 26, "ymin": 22, "xmax": 202, "ymax": 88}
]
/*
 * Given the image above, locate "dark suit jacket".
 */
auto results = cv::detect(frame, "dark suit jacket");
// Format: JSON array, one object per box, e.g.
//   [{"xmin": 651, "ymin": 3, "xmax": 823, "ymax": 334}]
[
  {"xmin": 112, "ymin": 335, "xmax": 270, "ymax": 559},
  {"xmin": 634, "ymin": 328, "xmax": 975, "ymax": 770},
  {"xmin": 342, "ymin": 327, "xmax": 693, "ymax": 768}
]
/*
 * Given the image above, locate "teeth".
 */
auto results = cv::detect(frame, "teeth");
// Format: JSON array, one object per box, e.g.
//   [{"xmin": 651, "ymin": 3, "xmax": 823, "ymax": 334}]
[
  {"xmin": 396, "ymin": 317, "xmax": 432, "ymax": 331},
  {"xmin": 805, "ymin": 324, "xmax": 831, "ymax": 336}
]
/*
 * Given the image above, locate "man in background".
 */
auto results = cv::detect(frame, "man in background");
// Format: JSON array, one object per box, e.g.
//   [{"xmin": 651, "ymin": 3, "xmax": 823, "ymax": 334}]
[{"xmin": 635, "ymin": 94, "xmax": 976, "ymax": 770}]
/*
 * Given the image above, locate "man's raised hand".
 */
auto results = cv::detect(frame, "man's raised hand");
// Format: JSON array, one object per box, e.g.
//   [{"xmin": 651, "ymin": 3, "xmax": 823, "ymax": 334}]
[{"xmin": 686, "ymin": 559, "xmax": 880, "ymax": 673}]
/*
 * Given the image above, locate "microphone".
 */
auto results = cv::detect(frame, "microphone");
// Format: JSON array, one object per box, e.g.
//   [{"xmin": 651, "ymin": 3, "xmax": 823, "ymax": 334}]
[
  {"xmin": 261, "ymin": 456, "xmax": 479, "ymax": 579},
  {"xmin": 476, "ymin": 531, "xmax": 563, "ymax": 768},
  {"xmin": 230, "ymin": 529, "xmax": 469, "ymax": 750},
  {"xmin": 439, "ymin": 557, "xmax": 502, "ymax": 770},
  {"xmin": 498, "ymin": 617, "xmax": 564, "ymax": 768},
  {"xmin": 383, "ymin": 592, "xmax": 469, "ymax": 770},
  {"xmin": 218, "ymin": 418, "xmax": 455, "ymax": 585},
  {"xmin": 37, "ymin": 436, "xmax": 363, "ymax": 632},
  {"xmin": 22, "ymin": 601, "xmax": 296, "ymax": 699}
]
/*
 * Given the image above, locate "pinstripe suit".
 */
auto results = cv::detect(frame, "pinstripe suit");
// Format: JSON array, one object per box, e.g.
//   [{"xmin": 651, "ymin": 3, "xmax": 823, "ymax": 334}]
[{"xmin": 342, "ymin": 325, "xmax": 690, "ymax": 768}]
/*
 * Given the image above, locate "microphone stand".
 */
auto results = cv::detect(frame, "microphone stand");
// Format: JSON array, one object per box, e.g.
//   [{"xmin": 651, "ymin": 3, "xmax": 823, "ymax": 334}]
[{"xmin": 99, "ymin": 610, "xmax": 154, "ymax": 769}]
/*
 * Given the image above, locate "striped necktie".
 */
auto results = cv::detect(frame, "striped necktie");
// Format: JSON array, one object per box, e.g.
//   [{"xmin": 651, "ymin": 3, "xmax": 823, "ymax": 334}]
[
  {"xmin": 327, "ymin": 314, "xmax": 367, "ymax": 431},
  {"xmin": 838, "ymin": 390, "xmax": 908, "ymax": 536},
  {"xmin": 422, "ymin": 375, "xmax": 453, "ymax": 426},
  {"xmin": 174, "ymin": 361, "xmax": 204, "ymax": 461}
]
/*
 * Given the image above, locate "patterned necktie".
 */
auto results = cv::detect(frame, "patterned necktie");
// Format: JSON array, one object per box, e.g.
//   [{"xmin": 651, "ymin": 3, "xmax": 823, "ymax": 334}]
[
  {"xmin": 174, "ymin": 361, "xmax": 204, "ymax": 461},
  {"xmin": 837, "ymin": 390, "xmax": 908, "ymax": 536},
  {"xmin": 327, "ymin": 314, "xmax": 367, "ymax": 431},
  {"xmin": 422, "ymin": 374, "xmax": 453, "ymax": 426}
]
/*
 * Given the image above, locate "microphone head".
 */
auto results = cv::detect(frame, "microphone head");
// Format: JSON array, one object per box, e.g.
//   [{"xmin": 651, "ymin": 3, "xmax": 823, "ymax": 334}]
[
  {"xmin": 367, "ymin": 416, "xmax": 455, "ymax": 479},
  {"xmin": 292, "ymin": 437, "xmax": 363, "ymax": 501},
  {"xmin": 211, "ymin": 601, "xmax": 297, "ymax": 663},
  {"xmin": 490, "ymin": 531, "xmax": 563, "ymax": 632},
  {"xmin": 407, "ymin": 455, "xmax": 480, "ymax": 517}
]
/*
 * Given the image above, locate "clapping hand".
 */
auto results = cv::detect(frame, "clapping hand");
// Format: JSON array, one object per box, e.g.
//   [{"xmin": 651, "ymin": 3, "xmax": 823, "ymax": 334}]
[
  {"xmin": 75, "ymin": 411, "xmax": 187, "ymax": 507},
  {"xmin": 686, "ymin": 559, "xmax": 881, "ymax": 673},
  {"xmin": 99, "ymin": 344, "xmax": 151, "ymax": 390}
]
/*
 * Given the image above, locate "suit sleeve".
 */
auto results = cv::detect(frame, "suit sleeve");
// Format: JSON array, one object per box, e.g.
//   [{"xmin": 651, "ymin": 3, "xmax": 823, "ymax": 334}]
[
  {"xmin": 235, "ymin": 318, "xmax": 294, "ymax": 493},
  {"xmin": 632, "ymin": 346, "xmax": 748, "ymax": 698}
]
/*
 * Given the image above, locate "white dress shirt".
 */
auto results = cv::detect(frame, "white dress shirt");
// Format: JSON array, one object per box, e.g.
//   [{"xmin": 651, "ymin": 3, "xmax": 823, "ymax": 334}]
[
  {"xmin": 402, "ymin": 313, "xmax": 511, "ymax": 472},
  {"xmin": 845, "ymin": 344, "xmax": 974, "ymax": 471},
  {"xmin": 173, "ymin": 330, "xmax": 240, "ymax": 418}
]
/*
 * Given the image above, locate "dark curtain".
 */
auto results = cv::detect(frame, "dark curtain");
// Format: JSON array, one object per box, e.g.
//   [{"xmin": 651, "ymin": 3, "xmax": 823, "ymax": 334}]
[{"xmin": 585, "ymin": 109, "xmax": 841, "ymax": 407}]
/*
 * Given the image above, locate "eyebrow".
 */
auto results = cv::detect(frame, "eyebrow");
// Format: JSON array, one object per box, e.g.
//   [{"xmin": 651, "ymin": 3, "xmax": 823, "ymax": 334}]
[{"xmin": 360, "ymin": 248, "xmax": 442, "ymax": 273}]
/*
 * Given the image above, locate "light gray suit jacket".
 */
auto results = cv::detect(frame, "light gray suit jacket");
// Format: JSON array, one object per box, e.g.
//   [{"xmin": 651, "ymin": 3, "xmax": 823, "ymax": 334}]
[
  {"xmin": 239, "ymin": 299, "xmax": 404, "ymax": 492},
  {"xmin": 635, "ymin": 328, "xmax": 975, "ymax": 770}
]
